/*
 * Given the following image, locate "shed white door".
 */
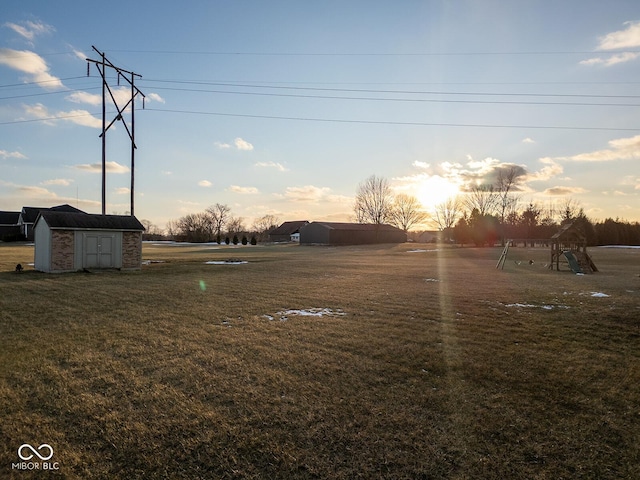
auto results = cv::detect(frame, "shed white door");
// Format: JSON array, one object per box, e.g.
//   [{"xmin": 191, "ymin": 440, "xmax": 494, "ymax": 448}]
[{"xmin": 83, "ymin": 233, "xmax": 115, "ymax": 268}]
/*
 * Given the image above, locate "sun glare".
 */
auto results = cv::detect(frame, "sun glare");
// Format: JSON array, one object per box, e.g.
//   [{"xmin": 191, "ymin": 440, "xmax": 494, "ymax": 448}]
[{"xmin": 415, "ymin": 176, "xmax": 461, "ymax": 210}]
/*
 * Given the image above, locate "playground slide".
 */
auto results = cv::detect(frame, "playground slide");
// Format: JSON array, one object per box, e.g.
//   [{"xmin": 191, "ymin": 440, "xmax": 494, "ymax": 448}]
[{"xmin": 563, "ymin": 251, "xmax": 583, "ymax": 274}]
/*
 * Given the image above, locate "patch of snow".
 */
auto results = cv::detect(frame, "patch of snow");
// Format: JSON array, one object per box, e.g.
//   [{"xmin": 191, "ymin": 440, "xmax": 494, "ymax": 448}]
[
  {"xmin": 597, "ymin": 245, "xmax": 640, "ymax": 249},
  {"xmin": 274, "ymin": 308, "xmax": 347, "ymax": 320},
  {"xmin": 590, "ymin": 292, "xmax": 610, "ymax": 298},
  {"xmin": 142, "ymin": 260, "xmax": 165, "ymax": 265},
  {"xmin": 407, "ymin": 249, "xmax": 427, "ymax": 253},
  {"xmin": 205, "ymin": 260, "xmax": 248, "ymax": 265},
  {"xmin": 504, "ymin": 303, "xmax": 569, "ymax": 310}
]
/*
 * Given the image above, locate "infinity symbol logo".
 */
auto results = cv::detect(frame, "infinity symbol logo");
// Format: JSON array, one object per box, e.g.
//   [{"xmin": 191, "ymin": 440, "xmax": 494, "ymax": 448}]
[{"xmin": 18, "ymin": 444, "xmax": 54, "ymax": 461}]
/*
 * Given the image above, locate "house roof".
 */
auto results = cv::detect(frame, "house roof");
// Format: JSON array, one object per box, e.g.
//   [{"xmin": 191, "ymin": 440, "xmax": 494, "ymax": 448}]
[
  {"xmin": 270, "ymin": 220, "xmax": 309, "ymax": 236},
  {"xmin": 0, "ymin": 211, "xmax": 20, "ymax": 225},
  {"xmin": 305, "ymin": 222, "xmax": 404, "ymax": 232},
  {"xmin": 35, "ymin": 212, "xmax": 145, "ymax": 231},
  {"xmin": 21, "ymin": 204, "xmax": 86, "ymax": 223}
]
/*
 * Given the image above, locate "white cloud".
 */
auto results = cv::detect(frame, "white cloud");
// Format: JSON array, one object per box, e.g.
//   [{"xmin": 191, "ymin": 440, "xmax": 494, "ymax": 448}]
[
  {"xmin": 596, "ymin": 20, "xmax": 640, "ymax": 50},
  {"xmin": 527, "ymin": 157, "xmax": 563, "ymax": 181},
  {"xmin": 198, "ymin": 180, "xmax": 212, "ymax": 187},
  {"xmin": 412, "ymin": 160, "xmax": 430, "ymax": 169},
  {"xmin": 74, "ymin": 161, "xmax": 130, "ymax": 173},
  {"xmin": 229, "ymin": 185, "xmax": 259, "ymax": 194},
  {"xmin": 542, "ymin": 186, "xmax": 588, "ymax": 196},
  {"xmin": 3, "ymin": 21, "xmax": 54, "ymax": 41},
  {"xmin": 215, "ymin": 141, "xmax": 231, "ymax": 149},
  {"xmin": 581, "ymin": 21, "xmax": 640, "ymax": 67},
  {"xmin": 255, "ymin": 161, "xmax": 288, "ymax": 172},
  {"xmin": 279, "ymin": 185, "xmax": 332, "ymax": 202},
  {"xmin": 18, "ymin": 185, "xmax": 55, "ymax": 196},
  {"xmin": 22, "ymin": 103, "xmax": 101, "ymax": 128},
  {"xmin": 234, "ymin": 137, "xmax": 253, "ymax": 151},
  {"xmin": 580, "ymin": 52, "xmax": 640, "ymax": 67},
  {"xmin": 522, "ymin": 137, "xmax": 535, "ymax": 144},
  {"xmin": 560, "ymin": 135, "xmax": 640, "ymax": 162},
  {"xmin": 146, "ymin": 92, "xmax": 165, "ymax": 104},
  {"xmin": 0, "ymin": 150, "xmax": 27, "ymax": 160},
  {"xmin": 115, "ymin": 187, "xmax": 130, "ymax": 194},
  {"xmin": 0, "ymin": 48, "xmax": 63, "ymax": 88},
  {"xmin": 41, "ymin": 178, "xmax": 72, "ymax": 186},
  {"xmin": 67, "ymin": 87, "xmax": 134, "ymax": 108}
]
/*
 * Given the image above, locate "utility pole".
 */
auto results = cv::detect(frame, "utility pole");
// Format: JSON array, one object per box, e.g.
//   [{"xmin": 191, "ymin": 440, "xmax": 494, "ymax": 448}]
[{"xmin": 86, "ymin": 46, "xmax": 145, "ymax": 216}]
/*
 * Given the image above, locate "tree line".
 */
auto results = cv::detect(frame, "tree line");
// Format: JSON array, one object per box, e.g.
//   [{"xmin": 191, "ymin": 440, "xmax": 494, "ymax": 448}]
[
  {"xmin": 354, "ymin": 173, "xmax": 640, "ymax": 247},
  {"xmin": 159, "ymin": 204, "xmax": 280, "ymax": 243}
]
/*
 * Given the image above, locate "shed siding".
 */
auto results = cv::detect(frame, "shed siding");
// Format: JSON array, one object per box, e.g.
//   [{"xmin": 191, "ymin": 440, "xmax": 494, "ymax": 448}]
[
  {"xmin": 34, "ymin": 221, "xmax": 51, "ymax": 272},
  {"xmin": 51, "ymin": 230, "xmax": 75, "ymax": 272},
  {"xmin": 122, "ymin": 231, "xmax": 142, "ymax": 269}
]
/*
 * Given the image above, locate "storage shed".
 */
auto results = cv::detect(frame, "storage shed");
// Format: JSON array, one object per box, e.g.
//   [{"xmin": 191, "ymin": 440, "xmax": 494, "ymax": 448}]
[
  {"xmin": 299, "ymin": 222, "xmax": 406, "ymax": 245},
  {"xmin": 33, "ymin": 211, "xmax": 145, "ymax": 273}
]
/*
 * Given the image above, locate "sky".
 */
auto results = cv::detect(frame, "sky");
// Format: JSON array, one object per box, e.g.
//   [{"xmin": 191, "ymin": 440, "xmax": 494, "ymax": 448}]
[{"xmin": 1, "ymin": 0, "xmax": 640, "ymax": 231}]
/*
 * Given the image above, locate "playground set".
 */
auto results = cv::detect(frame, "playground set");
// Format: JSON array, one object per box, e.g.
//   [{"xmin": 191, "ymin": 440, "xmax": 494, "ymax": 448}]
[{"xmin": 496, "ymin": 222, "xmax": 598, "ymax": 274}]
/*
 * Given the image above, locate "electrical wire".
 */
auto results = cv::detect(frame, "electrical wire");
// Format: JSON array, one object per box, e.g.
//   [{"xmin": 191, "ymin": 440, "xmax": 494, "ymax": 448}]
[{"xmin": 143, "ymin": 107, "xmax": 640, "ymax": 132}]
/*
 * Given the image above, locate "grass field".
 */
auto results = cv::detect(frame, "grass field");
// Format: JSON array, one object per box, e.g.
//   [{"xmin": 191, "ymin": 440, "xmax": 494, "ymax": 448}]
[{"xmin": 1, "ymin": 242, "xmax": 639, "ymax": 479}]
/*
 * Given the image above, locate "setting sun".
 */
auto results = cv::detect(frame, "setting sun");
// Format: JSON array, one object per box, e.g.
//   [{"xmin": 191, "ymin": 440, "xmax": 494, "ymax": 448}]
[{"xmin": 415, "ymin": 175, "xmax": 462, "ymax": 210}]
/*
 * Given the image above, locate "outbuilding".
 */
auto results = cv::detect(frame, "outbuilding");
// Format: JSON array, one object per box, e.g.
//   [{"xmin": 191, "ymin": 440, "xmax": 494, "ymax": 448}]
[
  {"xmin": 299, "ymin": 222, "xmax": 406, "ymax": 245},
  {"xmin": 268, "ymin": 220, "xmax": 309, "ymax": 242},
  {"xmin": 33, "ymin": 211, "xmax": 145, "ymax": 273}
]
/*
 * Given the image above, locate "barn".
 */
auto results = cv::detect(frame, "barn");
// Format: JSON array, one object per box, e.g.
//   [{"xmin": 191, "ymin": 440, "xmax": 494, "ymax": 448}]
[
  {"xmin": 269, "ymin": 220, "xmax": 309, "ymax": 242},
  {"xmin": 33, "ymin": 211, "xmax": 145, "ymax": 273},
  {"xmin": 299, "ymin": 222, "xmax": 406, "ymax": 245}
]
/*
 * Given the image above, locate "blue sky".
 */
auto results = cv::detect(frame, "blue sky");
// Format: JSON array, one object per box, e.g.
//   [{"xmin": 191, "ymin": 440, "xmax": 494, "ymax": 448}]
[{"xmin": 2, "ymin": 1, "xmax": 640, "ymax": 230}]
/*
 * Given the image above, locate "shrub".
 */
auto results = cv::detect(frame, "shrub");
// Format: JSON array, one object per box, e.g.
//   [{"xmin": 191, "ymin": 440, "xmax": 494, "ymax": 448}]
[
  {"xmin": 241, "ymin": 235, "xmax": 248, "ymax": 245},
  {"xmin": 250, "ymin": 236, "xmax": 257, "ymax": 245},
  {"xmin": 232, "ymin": 234, "xmax": 239, "ymax": 245},
  {"xmin": 225, "ymin": 236, "xmax": 230, "ymax": 245}
]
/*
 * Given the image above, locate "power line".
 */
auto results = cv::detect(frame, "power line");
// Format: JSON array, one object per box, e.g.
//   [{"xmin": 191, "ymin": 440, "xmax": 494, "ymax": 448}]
[
  {"xmin": 144, "ymin": 107, "xmax": 640, "ymax": 132},
  {"xmin": 107, "ymin": 48, "xmax": 640, "ymax": 57},
  {"xmin": 140, "ymin": 84, "xmax": 640, "ymax": 108},
  {"xmin": 141, "ymin": 79, "xmax": 640, "ymax": 100}
]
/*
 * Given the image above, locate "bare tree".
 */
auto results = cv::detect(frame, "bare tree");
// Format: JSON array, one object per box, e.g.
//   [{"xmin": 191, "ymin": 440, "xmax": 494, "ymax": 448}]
[
  {"xmin": 496, "ymin": 167, "xmax": 521, "ymax": 225},
  {"xmin": 434, "ymin": 196, "xmax": 462, "ymax": 231},
  {"xmin": 177, "ymin": 212, "xmax": 211, "ymax": 242},
  {"xmin": 206, "ymin": 203, "xmax": 231, "ymax": 238},
  {"xmin": 226, "ymin": 216, "xmax": 245, "ymax": 234},
  {"xmin": 560, "ymin": 198, "xmax": 580, "ymax": 224},
  {"xmin": 252, "ymin": 214, "xmax": 280, "ymax": 241},
  {"xmin": 390, "ymin": 194, "xmax": 428, "ymax": 232},
  {"xmin": 354, "ymin": 175, "xmax": 394, "ymax": 224},
  {"xmin": 464, "ymin": 184, "xmax": 498, "ymax": 217}
]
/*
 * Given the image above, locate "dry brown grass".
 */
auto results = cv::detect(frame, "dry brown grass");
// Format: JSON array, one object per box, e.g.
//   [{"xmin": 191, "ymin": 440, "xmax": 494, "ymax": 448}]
[{"xmin": 1, "ymin": 242, "xmax": 639, "ymax": 479}]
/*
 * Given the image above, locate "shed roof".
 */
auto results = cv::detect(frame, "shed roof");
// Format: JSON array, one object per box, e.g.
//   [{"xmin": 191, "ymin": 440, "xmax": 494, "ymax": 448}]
[
  {"xmin": 36, "ymin": 211, "xmax": 145, "ymax": 231},
  {"xmin": 0, "ymin": 211, "xmax": 20, "ymax": 225}
]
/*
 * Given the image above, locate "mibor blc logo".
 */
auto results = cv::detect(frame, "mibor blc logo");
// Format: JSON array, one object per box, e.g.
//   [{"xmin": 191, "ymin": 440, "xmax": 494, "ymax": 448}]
[{"xmin": 12, "ymin": 443, "xmax": 60, "ymax": 471}]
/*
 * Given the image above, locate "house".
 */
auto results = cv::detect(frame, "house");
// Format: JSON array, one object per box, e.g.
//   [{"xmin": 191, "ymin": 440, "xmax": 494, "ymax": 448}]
[
  {"xmin": 268, "ymin": 220, "xmax": 309, "ymax": 242},
  {"xmin": 19, "ymin": 204, "xmax": 86, "ymax": 241},
  {"xmin": 0, "ymin": 211, "xmax": 21, "ymax": 241},
  {"xmin": 299, "ymin": 222, "xmax": 407, "ymax": 245},
  {"xmin": 33, "ymin": 211, "xmax": 145, "ymax": 273}
]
